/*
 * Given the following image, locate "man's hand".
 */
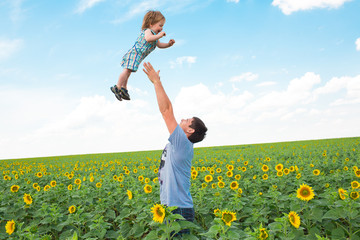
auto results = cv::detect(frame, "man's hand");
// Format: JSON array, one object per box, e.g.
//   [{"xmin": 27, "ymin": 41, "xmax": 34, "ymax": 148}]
[{"xmin": 143, "ymin": 62, "xmax": 160, "ymax": 84}]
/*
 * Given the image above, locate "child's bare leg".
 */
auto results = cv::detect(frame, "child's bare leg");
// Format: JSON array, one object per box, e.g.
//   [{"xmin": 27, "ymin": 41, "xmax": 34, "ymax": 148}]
[{"xmin": 117, "ymin": 69, "xmax": 132, "ymax": 90}]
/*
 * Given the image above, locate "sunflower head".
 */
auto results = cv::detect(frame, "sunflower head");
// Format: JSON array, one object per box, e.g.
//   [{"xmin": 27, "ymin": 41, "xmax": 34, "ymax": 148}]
[
  {"xmin": 5, "ymin": 220, "xmax": 15, "ymax": 235},
  {"xmin": 313, "ymin": 169, "xmax": 320, "ymax": 176},
  {"xmin": 262, "ymin": 165, "xmax": 269, "ymax": 172},
  {"xmin": 230, "ymin": 181, "xmax": 239, "ymax": 190},
  {"xmin": 218, "ymin": 181, "xmax": 225, "ymax": 188},
  {"xmin": 214, "ymin": 208, "xmax": 221, "ymax": 216},
  {"xmin": 288, "ymin": 211, "xmax": 301, "ymax": 228},
  {"xmin": 10, "ymin": 185, "xmax": 20, "ymax": 193},
  {"xmin": 151, "ymin": 204, "xmax": 165, "ymax": 223},
  {"xmin": 50, "ymin": 181, "xmax": 56, "ymax": 187},
  {"xmin": 259, "ymin": 228, "xmax": 269, "ymax": 239},
  {"xmin": 221, "ymin": 210, "xmax": 236, "ymax": 226},
  {"xmin": 262, "ymin": 174, "xmax": 268, "ymax": 180},
  {"xmin": 338, "ymin": 188, "xmax": 347, "ymax": 200},
  {"xmin": 204, "ymin": 175, "xmax": 213, "ymax": 183},
  {"xmin": 350, "ymin": 191, "xmax": 359, "ymax": 200},
  {"xmin": 296, "ymin": 184, "xmax": 315, "ymax": 201},
  {"xmin": 127, "ymin": 190, "xmax": 133, "ymax": 199},
  {"xmin": 275, "ymin": 164, "xmax": 283, "ymax": 171},
  {"xmin": 23, "ymin": 193, "xmax": 33, "ymax": 205},
  {"xmin": 351, "ymin": 181, "xmax": 360, "ymax": 189},
  {"xmin": 68, "ymin": 205, "xmax": 76, "ymax": 214},
  {"xmin": 144, "ymin": 184, "xmax": 152, "ymax": 193}
]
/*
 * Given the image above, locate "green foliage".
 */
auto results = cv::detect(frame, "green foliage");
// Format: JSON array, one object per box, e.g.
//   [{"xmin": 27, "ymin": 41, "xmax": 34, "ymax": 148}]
[{"xmin": 1, "ymin": 137, "xmax": 360, "ymax": 239}]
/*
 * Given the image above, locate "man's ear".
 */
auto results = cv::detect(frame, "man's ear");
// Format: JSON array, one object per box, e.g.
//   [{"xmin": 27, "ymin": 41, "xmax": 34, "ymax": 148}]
[{"xmin": 188, "ymin": 128, "xmax": 195, "ymax": 134}]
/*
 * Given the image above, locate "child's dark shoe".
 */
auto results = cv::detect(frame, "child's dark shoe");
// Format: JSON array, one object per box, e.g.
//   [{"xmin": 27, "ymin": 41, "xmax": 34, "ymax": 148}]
[
  {"xmin": 120, "ymin": 88, "xmax": 130, "ymax": 100},
  {"xmin": 110, "ymin": 85, "xmax": 122, "ymax": 101}
]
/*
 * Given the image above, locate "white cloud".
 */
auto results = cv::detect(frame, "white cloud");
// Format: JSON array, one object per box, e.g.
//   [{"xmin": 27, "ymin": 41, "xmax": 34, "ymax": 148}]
[
  {"xmin": 75, "ymin": 0, "xmax": 106, "ymax": 14},
  {"xmin": 227, "ymin": 0, "xmax": 240, "ymax": 3},
  {"xmin": 170, "ymin": 56, "xmax": 197, "ymax": 69},
  {"xmin": 272, "ymin": 0, "xmax": 352, "ymax": 15},
  {"xmin": 245, "ymin": 72, "xmax": 321, "ymax": 112},
  {"xmin": 0, "ymin": 39, "xmax": 23, "ymax": 61},
  {"xmin": 230, "ymin": 72, "xmax": 259, "ymax": 82},
  {"xmin": 1, "ymin": 72, "xmax": 360, "ymax": 159},
  {"xmin": 256, "ymin": 81, "xmax": 277, "ymax": 87},
  {"xmin": 356, "ymin": 38, "xmax": 360, "ymax": 51}
]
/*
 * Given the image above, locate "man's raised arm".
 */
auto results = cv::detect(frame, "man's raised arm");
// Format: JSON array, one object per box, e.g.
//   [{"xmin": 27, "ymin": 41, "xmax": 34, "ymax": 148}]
[{"xmin": 143, "ymin": 62, "xmax": 177, "ymax": 134}]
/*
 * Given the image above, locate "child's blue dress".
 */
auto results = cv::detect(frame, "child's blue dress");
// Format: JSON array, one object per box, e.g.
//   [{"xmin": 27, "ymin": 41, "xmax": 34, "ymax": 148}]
[{"xmin": 121, "ymin": 29, "xmax": 158, "ymax": 72}]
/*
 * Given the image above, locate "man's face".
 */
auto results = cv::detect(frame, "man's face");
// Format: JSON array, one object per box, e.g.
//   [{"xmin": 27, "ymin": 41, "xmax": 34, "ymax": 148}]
[{"xmin": 180, "ymin": 118, "xmax": 195, "ymax": 135}]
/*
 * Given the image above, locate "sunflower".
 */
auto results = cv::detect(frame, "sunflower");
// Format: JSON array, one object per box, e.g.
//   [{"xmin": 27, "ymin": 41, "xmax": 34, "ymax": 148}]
[
  {"xmin": 238, "ymin": 188, "xmax": 243, "ymax": 194},
  {"xmin": 50, "ymin": 181, "xmax": 56, "ymax": 187},
  {"xmin": 351, "ymin": 181, "xmax": 359, "ymax": 189},
  {"xmin": 36, "ymin": 172, "xmax": 43, "ymax": 178},
  {"xmin": 355, "ymin": 169, "xmax": 360, "ymax": 178},
  {"xmin": 118, "ymin": 176, "xmax": 124, "ymax": 182},
  {"xmin": 242, "ymin": 167, "xmax": 247, "ymax": 172},
  {"xmin": 138, "ymin": 175, "xmax": 144, "ymax": 182},
  {"xmin": 10, "ymin": 185, "xmax": 20, "ymax": 193},
  {"xmin": 127, "ymin": 190, "xmax": 133, "ymax": 199},
  {"xmin": 296, "ymin": 184, "xmax": 315, "ymax": 201},
  {"xmin": 216, "ymin": 168, "xmax": 222, "ymax": 173},
  {"xmin": 227, "ymin": 165, "xmax": 234, "ymax": 171},
  {"xmin": 288, "ymin": 211, "xmax": 301, "ymax": 228},
  {"xmin": 153, "ymin": 168, "xmax": 158, "ymax": 174},
  {"xmin": 262, "ymin": 174, "xmax": 268, "ymax": 180},
  {"xmin": 133, "ymin": 169, "xmax": 138, "ymax": 173},
  {"xmin": 44, "ymin": 185, "xmax": 50, "ymax": 191},
  {"xmin": 23, "ymin": 193, "xmax": 32, "ymax": 205},
  {"xmin": 262, "ymin": 165, "xmax": 269, "ymax": 172},
  {"xmin": 350, "ymin": 191, "xmax": 359, "ymax": 200},
  {"xmin": 221, "ymin": 210, "xmax": 236, "ymax": 226},
  {"xmin": 275, "ymin": 164, "xmax": 283, "ymax": 171},
  {"xmin": 253, "ymin": 175, "xmax": 257, "ymax": 180},
  {"xmin": 211, "ymin": 183, "xmax": 217, "ymax": 189},
  {"xmin": 68, "ymin": 184, "xmax": 73, "ymax": 191},
  {"xmin": 68, "ymin": 205, "xmax": 76, "ymax": 214},
  {"xmin": 235, "ymin": 174, "xmax": 241, "ymax": 180},
  {"xmin": 144, "ymin": 184, "xmax": 152, "ymax": 193},
  {"xmin": 5, "ymin": 220, "xmax": 15, "ymax": 235},
  {"xmin": 151, "ymin": 204, "xmax": 165, "ymax": 223},
  {"xmin": 214, "ymin": 208, "xmax": 221, "ymax": 216},
  {"xmin": 153, "ymin": 177, "xmax": 158, "ymax": 183},
  {"xmin": 217, "ymin": 176, "xmax": 223, "ymax": 181},
  {"xmin": 4, "ymin": 175, "xmax": 10, "ymax": 180},
  {"xmin": 338, "ymin": 188, "xmax": 347, "ymax": 200},
  {"xmin": 259, "ymin": 228, "xmax": 269, "ymax": 239},
  {"xmin": 74, "ymin": 179, "xmax": 81, "ymax": 185},
  {"xmin": 218, "ymin": 181, "xmax": 225, "ymax": 188},
  {"xmin": 344, "ymin": 166, "xmax": 348, "ymax": 171},
  {"xmin": 32, "ymin": 183, "xmax": 39, "ymax": 189},
  {"xmin": 296, "ymin": 173, "xmax": 301, "ymax": 179},
  {"xmin": 277, "ymin": 171, "xmax": 283, "ymax": 177},
  {"xmin": 90, "ymin": 176, "xmax": 94, "ymax": 182},
  {"xmin": 226, "ymin": 171, "xmax": 233, "ymax": 178},
  {"xmin": 289, "ymin": 166, "xmax": 295, "ymax": 172},
  {"xmin": 204, "ymin": 175, "xmax": 213, "ymax": 183},
  {"xmin": 284, "ymin": 168, "xmax": 290, "ymax": 175},
  {"xmin": 244, "ymin": 161, "xmax": 249, "ymax": 166},
  {"xmin": 230, "ymin": 181, "xmax": 239, "ymax": 190},
  {"xmin": 313, "ymin": 169, "xmax": 320, "ymax": 176}
]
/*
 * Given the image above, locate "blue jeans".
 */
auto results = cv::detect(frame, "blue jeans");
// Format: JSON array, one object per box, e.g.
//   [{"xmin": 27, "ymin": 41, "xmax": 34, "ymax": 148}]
[{"xmin": 172, "ymin": 207, "xmax": 195, "ymax": 236}]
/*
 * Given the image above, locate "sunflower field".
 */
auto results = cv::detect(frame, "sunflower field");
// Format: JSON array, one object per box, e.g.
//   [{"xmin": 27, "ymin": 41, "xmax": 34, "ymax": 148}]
[{"xmin": 1, "ymin": 137, "xmax": 360, "ymax": 240}]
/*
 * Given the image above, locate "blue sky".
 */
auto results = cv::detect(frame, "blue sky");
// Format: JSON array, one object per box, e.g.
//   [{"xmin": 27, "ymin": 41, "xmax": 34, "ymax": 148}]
[{"xmin": 1, "ymin": 0, "xmax": 360, "ymax": 159}]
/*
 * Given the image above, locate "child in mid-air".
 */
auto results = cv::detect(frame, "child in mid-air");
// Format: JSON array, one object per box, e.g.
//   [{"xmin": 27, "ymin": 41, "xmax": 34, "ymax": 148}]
[{"xmin": 111, "ymin": 10, "xmax": 175, "ymax": 101}]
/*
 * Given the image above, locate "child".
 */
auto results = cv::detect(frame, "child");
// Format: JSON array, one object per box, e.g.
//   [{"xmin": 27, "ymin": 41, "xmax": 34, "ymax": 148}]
[{"xmin": 111, "ymin": 10, "xmax": 175, "ymax": 101}]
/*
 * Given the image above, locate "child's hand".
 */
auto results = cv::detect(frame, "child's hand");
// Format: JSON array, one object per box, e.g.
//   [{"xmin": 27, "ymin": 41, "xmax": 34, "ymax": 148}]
[
  {"xmin": 168, "ymin": 39, "xmax": 175, "ymax": 47},
  {"xmin": 158, "ymin": 31, "xmax": 166, "ymax": 38}
]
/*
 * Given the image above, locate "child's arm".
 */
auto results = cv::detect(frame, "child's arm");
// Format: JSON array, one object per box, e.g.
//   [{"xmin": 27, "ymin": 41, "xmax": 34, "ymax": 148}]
[
  {"xmin": 157, "ymin": 39, "xmax": 175, "ymax": 49},
  {"xmin": 144, "ymin": 29, "xmax": 165, "ymax": 42}
]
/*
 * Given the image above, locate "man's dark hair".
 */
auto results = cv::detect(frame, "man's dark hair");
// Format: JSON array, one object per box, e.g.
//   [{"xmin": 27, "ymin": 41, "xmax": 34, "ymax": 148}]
[{"xmin": 188, "ymin": 117, "xmax": 207, "ymax": 143}]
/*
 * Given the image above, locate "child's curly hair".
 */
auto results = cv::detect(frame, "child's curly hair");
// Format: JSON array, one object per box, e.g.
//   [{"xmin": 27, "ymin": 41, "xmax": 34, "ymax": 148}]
[{"xmin": 142, "ymin": 10, "xmax": 165, "ymax": 30}]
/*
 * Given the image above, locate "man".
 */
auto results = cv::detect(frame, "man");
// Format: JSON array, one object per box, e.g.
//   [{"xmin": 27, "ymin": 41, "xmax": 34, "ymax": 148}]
[{"xmin": 143, "ymin": 62, "xmax": 207, "ymax": 234}]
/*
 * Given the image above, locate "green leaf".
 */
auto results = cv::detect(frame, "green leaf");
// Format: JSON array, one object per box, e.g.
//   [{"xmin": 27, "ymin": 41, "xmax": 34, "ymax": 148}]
[
  {"xmin": 331, "ymin": 227, "xmax": 345, "ymax": 239},
  {"xmin": 322, "ymin": 209, "xmax": 339, "ymax": 220}
]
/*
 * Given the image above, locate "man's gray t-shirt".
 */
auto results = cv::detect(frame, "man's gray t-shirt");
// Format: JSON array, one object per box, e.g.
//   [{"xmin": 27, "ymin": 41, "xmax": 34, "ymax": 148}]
[{"xmin": 158, "ymin": 125, "xmax": 194, "ymax": 208}]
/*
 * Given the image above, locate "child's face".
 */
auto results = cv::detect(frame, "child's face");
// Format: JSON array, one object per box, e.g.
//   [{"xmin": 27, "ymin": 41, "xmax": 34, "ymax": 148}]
[{"xmin": 150, "ymin": 19, "xmax": 165, "ymax": 34}]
